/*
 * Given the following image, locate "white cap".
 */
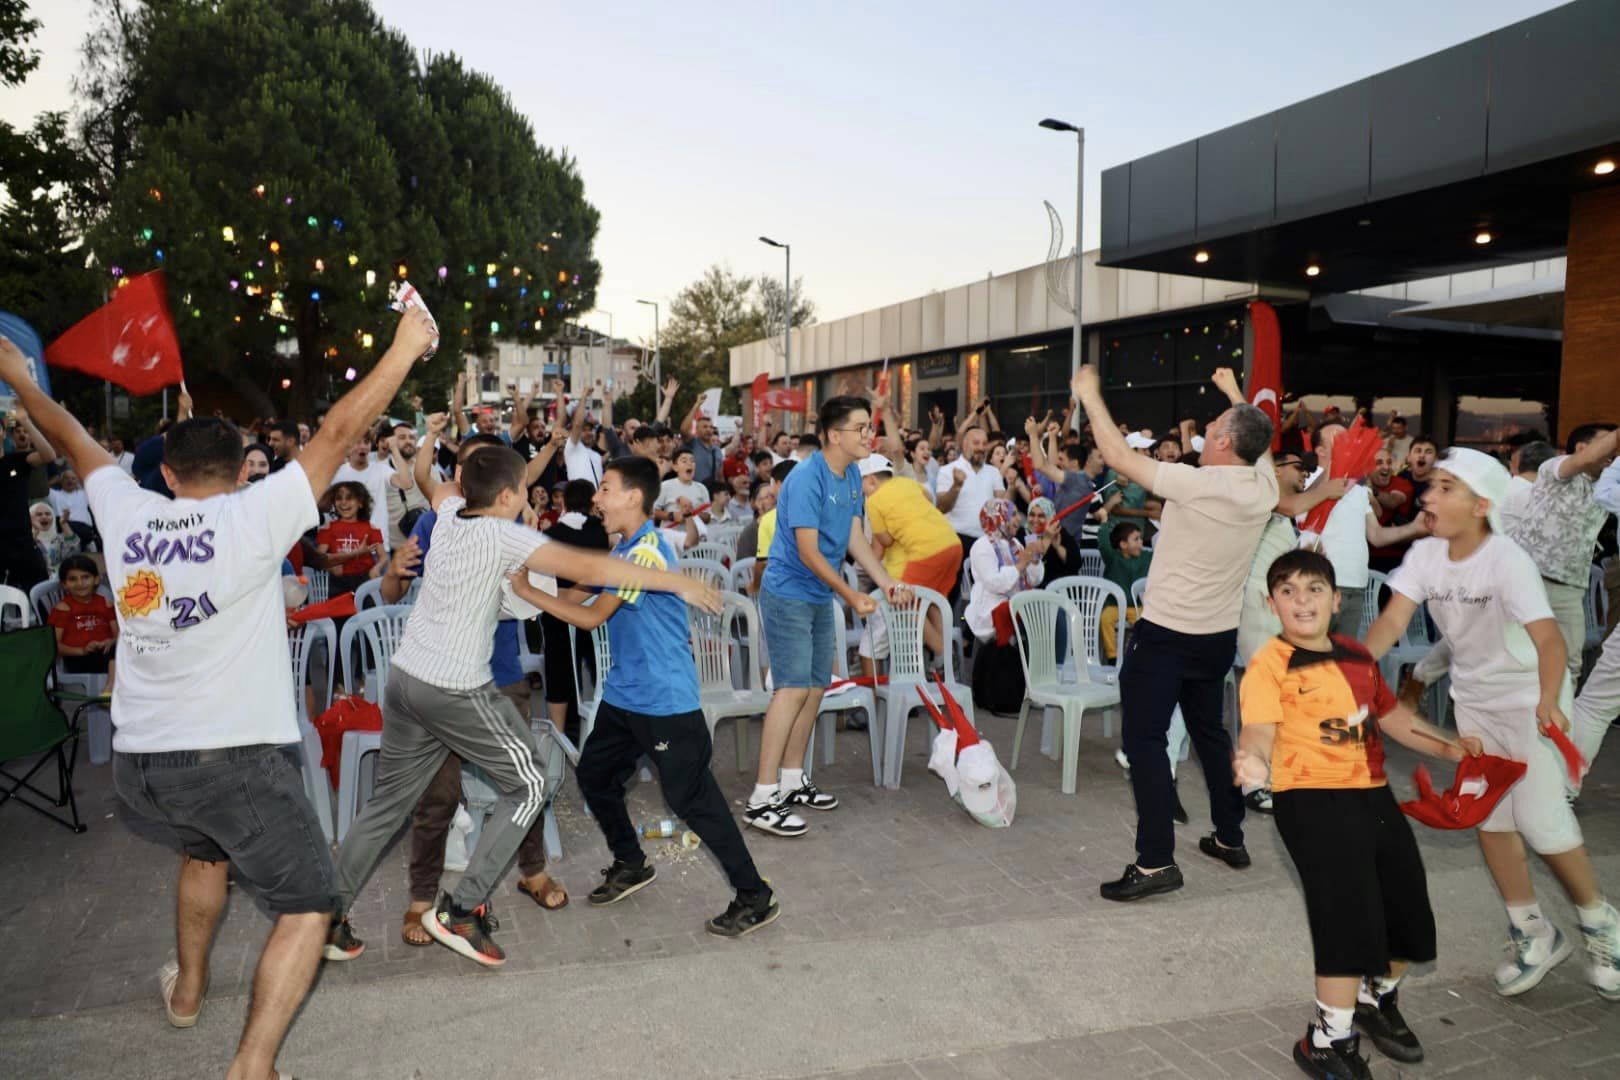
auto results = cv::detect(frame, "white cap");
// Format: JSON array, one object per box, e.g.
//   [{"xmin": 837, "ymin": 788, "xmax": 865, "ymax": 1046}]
[
  {"xmin": 1190, "ymin": 434, "xmax": 1206, "ymax": 453},
  {"xmin": 858, "ymin": 453, "xmax": 894, "ymax": 478},
  {"xmin": 1434, "ymin": 447, "xmax": 1509, "ymax": 533},
  {"xmin": 1125, "ymin": 432, "xmax": 1154, "ymax": 450}
]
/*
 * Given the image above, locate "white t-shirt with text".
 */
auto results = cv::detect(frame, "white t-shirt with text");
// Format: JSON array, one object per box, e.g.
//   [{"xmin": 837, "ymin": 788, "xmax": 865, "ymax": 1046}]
[{"xmin": 85, "ymin": 462, "xmax": 319, "ymax": 752}]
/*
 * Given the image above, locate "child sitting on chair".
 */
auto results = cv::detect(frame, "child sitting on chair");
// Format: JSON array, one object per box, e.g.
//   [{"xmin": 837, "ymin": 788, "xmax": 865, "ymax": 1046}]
[{"xmin": 49, "ymin": 554, "xmax": 118, "ymax": 696}]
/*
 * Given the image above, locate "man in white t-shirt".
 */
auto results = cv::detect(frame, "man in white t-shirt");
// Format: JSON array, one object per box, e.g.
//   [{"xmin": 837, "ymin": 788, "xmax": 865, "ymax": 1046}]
[
  {"xmin": 933, "ymin": 427, "xmax": 1004, "ymax": 598},
  {"xmin": 562, "ymin": 398, "xmax": 604, "ymax": 485},
  {"xmin": 655, "ymin": 448, "xmax": 709, "ymax": 520},
  {"xmin": 333, "ymin": 433, "xmax": 395, "ymax": 547},
  {"xmin": 0, "ymin": 310, "xmax": 437, "ymax": 1080},
  {"xmin": 1500, "ymin": 440, "xmax": 1557, "ymax": 538}
]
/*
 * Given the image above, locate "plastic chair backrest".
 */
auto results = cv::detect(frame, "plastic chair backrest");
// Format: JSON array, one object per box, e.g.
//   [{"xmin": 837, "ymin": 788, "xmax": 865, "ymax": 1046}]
[
  {"xmin": 874, "ymin": 585, "xmax": 956, "ymax": 683},
  {"xmin": 0, "ymin": 626, "xmax": 70, "ymax": 758},
  {"xmin": 340, "ymin": 604, "xmax": 411, "ymax": 699},
  {"xmin": 1130, "ymin": 577, "xmax": 1147, "ymax": 610},
  {"xmin": 691, "ymin": 591, "xmax": 757, "ymax": 691},
  {"xmin": 830, "ymin": 599, "xmax": 855, "ymax": 678},
  {"xmin": 0, "ymin": 584, "xmax": 32, "ymax": 629},
  {"xmin": 729, "ymin": 557, "xmax": 757, "ymax": 594},
  {"xmin": 306, "ymin": 569, "xmax": 331, "ymax": 604},
  {"xmin": 1587, "ymin": 564, "xmax": 1606, "ymax": 635},
  {"xmin": 709, "ymin": 523, "xmax": 745, "ymax": 550},
  {"xmin": 1010, "ymin": 590, "xmax": 1085, "ymax": 688},
  {"xmin": 1362, "ymin": 570, "xmax": 1388, "ymax": 639},
  {"xmin": 28, "ymin": 580, "xmax": 117, "ymax": 626},
  {"xmin": 287, "ymin": 617, "xmax": 336, "ymax": 720},
  {"xmin": 1078, "ymin": 550, "xmax": 1104, "ymax": 578},
  {"xmin": 353, "ymin": 577, "xmax": 384, "ymax": 610},
  {"xmin": 1048, "ymin": 575, "xmax": 1128, "ymax": 669},
  {"xmin": 679, "ymin": 558, "xmax": 728, "ymax": 592},
  {"xmin": 686, "ymin": 540, "xmax": 734, "ymax": 567},
  {"xmin": 569, "ymin": 597, "xmax": 613, "ymax": 710}
]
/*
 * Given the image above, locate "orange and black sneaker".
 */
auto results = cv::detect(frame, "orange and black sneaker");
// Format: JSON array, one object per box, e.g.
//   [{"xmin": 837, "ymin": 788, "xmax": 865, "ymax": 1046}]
[
  {"xmin": 422, "ymin": 892, "xmax": 505, "ymax": 968},
  {"xmin": 323, "ymin": 917, "xmax": 365, "ymax": 962}
]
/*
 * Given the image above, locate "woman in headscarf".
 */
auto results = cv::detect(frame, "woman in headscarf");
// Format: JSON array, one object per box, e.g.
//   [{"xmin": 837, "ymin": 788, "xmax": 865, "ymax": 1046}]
[
  {"xmin": 964, "ymin": 499, "xmax": 1045, "ymax": 644},
  {"xmin": 1024, "ymin": 497, "xmax": 1079, "ymax": 582},
  {"xmin": 32, "ymin": 499, "xmax": 80, "ymax": 578}
]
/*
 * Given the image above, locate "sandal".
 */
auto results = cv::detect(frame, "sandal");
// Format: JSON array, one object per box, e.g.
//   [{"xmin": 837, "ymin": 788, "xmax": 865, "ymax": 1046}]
[
  {"xmin": 517, "ymin": 873, "xmax": 570, "ymax": 911},
  {"xmin": 401, "ymin": 907, "xmax": 433, "ymax": 947},
  {"xmin": 159, "ymin": 960, "xmax": 203, "ymax": 1028}
]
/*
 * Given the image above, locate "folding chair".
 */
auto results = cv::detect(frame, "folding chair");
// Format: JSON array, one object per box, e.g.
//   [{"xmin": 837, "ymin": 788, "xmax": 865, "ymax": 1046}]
[
  {"xmin": 0, "ymin": 626, "xmax": 97, "ymax": 833},
  {"xmin": 1008, "ymin": 591, "xmax": 1121, "ymax": 795}
]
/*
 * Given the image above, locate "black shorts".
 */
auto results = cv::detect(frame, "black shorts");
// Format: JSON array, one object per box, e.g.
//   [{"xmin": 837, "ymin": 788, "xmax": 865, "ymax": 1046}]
[
  {"xmin": 1274, "ymin": 785, "xmax": 1437, "ymax": 977},
  {"xmin": 63, "ymin": 650, "xmax": 115, "ymax": 674},
  {"xmin": 114, "ymin": 744, "xmax": 339, "ymax": 916}
]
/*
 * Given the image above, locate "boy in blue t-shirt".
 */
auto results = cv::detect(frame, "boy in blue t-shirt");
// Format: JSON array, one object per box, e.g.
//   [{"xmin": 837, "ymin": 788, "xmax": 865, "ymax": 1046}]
[
  {"xmin": 511, "ymin": 455, "xmax": 778, "ymax": 937},
  {"xmin": 748, "ymin": 396, "xmax": 912, "ymax": 838}
]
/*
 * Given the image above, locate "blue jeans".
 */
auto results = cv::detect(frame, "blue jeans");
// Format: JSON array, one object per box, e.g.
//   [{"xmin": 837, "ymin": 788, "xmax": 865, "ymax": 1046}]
[{"xmin": 760, "ymin": 586, "xmax": 835, "ymax": 688}]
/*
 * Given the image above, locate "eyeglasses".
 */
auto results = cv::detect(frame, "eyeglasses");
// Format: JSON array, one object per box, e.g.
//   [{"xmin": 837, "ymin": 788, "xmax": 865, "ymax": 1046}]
[{"xmin": 833, "ymin": 423, "xmax": 873, "ymax": 436}]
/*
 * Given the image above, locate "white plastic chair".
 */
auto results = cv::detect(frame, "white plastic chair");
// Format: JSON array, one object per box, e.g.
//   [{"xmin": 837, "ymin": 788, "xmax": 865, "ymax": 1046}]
[
  {"xmin": 1587, "ymin": 564, "xmax": 1608, "ymax": 650},
  {"xmin": 812, "ymin": 600, "xmax": 880, "ymax": 784},
  {"xmin": 353, "ymin": 577, "xmax": 385, "ymax": 610},
  {"xmin": 1130, "ymin": 577, "xmax": 1147, "ymax": 610},
  {"xmin": 337, "ymin": 604, "xmax": 411, "ymax": 701},
  {"xmin": 516, "ymin": 619, "xmax": 543, "ymax": 677},
  {"xmin": 1078, "ymin": 549, "xmax": 1104, "ymax": 578},
  {"xmin": 336, "ymin": 729, "xmax": 382, "ymax": 843},
  {"xmin": 29, "ymin": 580, "xmax": 117, "ymax": 762},
  {"xmin": 306, "ymin": 568, "xmax": 332, "ymax": 604},
  {"xmin": 685, "ymin": 540, "xmax": 734, "ymax": 567},
  {"xmin": 1358, "ymin": 570, "xmax": 1389, "ymax": 639},
  {"xmin": 569, "ymin": 602, "xmax": 613, "ymax": 749},
  {"xmin": 1047, "ymin": 575, "xmax": 1129, "ymax": 695},
  {"xmin": 729, "ymin": 556, "xmax": 758, "ymax": 595},
  {"xmin": 288, "ymin": 617, "xmax": 338, "ymax": 843},
  {"xmin": 869, "ymin": 585, "xmax": 972, "ymax": 789},
  {"xmin": 0, "ymin": 584, "xmax": 31, "ymax": 630},
  {"xmin": 693, "ymin": 592, "xmax": 774, "ymax": 771},
  {"xmin": 1008, "ymin": 591, "xmax": 1122, "ymax": 795},
  {"xmin": 678, "ymin": 558, "xmax": 729, "ymax": 593}
]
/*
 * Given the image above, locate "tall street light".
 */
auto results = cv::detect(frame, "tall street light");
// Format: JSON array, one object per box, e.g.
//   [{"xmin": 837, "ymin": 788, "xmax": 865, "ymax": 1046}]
[
  {"xmin": 636, "ymin": 298, "xmax": 659, "ymax": 398},
  {"xmin": 1040, "ymin": 118, "xmax": 1085, "ymax": 410},
  {"xmin": 759, "ymin": 236, "xmax": 791, "ymax": 394}
]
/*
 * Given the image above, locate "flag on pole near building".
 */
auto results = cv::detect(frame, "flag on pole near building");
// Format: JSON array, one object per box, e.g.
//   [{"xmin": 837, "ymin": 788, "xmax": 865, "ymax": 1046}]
[
  {"xmin": 750, "ymin": 371, "xmax": 808, "ymax": 433},
  {"xmin": 46, "ymin": 272, "xmax": 183, "ymax": 396},
  {"xmin": 1245, "ymin": 300, "xmax": 1283, "ymax": 452}
]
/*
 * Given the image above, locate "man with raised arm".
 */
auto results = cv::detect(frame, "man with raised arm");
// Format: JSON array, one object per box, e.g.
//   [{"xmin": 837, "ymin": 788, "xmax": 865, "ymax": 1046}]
[{"xmin": 0, "ymin": 309, "xmax": 436, "ymax": 1080}]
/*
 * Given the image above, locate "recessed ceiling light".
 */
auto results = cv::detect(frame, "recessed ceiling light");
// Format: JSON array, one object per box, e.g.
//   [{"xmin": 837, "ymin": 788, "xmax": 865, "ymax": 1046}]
[
  {"xmin": 1596, "ymin": 159, "xmax": 1616, "ymax": 176},
  {"xmin": 1474, "ymin": 231, "xmax": 1493, "ymax": 245},
  {"xmin": 1305, "ymin": 264, "xmax": 1321, "ymax": 278},
  {"xmin": 1357, "ymin": 218, "xmax": 1372, "ymax": 227},
  {"xmin": 1193, "ymin": 250, "xmax": 1210, "ymax": 264}
]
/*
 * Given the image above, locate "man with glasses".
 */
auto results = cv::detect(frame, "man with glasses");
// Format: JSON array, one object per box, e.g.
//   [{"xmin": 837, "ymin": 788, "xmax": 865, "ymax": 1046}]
[{"xmin": 747, "ymin": 397, "xmax": 912, "ymax": 836}]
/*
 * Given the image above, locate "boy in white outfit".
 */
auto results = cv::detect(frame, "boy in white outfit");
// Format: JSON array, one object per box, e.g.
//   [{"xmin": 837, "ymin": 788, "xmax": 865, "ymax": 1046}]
[{"xmin": 1365, "ymin": 448, "xmax": 1619, "ymax": 1002}]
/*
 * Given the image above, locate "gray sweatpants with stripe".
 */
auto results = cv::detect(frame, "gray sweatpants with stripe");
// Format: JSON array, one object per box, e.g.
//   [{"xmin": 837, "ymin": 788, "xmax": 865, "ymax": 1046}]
[{"xmin": 334, "ymin": 667, "xmax": 546, "ymax": 913}]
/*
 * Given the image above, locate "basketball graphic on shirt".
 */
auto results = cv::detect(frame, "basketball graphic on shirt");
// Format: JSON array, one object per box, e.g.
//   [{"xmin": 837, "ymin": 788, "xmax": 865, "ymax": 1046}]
[{"xmin": 118, "ymin": 569, "xmax": 165, "ymax": 618}]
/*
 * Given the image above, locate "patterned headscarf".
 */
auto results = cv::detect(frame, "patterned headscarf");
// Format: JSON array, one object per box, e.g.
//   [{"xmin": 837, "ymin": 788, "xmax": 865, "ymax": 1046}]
[
  {"xmin": 978, "ymin": 498, "xmax": 1017, "ymax": 538},
  {"xmin": 1026, "ymin": 496, "xmax": 1055, "ymax": 520}
]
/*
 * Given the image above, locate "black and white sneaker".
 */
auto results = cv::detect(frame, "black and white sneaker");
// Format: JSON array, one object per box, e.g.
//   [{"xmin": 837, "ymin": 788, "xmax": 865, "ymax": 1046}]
[
  {"xmin": 743, "ymin": 798, "xmax": 807, "ymax": 837},
  {"xmin": 588, "ymin": 859, "xmax": 657, "ymax": 906},
  {"xmin": 1245, "ymin": 788, "xmax": 1275, "ymax": 814},
  {"xmin": 1354, "ymin": 988, "xmax": 1423, "ymax": 1063},
  {"xmin": 783, "ymin": 779, "xmax": 839, "ymax": 811},
  {"xmin": 1292, "ymin": 1028, "xmax": 1372, "ymax": 1080},
  {"xmin": 706, "ymin": 888, "xmax": 781, "ymax": 938}
]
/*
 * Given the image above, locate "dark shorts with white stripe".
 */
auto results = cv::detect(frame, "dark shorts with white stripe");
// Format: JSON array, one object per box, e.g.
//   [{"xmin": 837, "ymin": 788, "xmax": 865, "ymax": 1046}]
[{"xmin": 332, "ymin": 667, "xmax": 548, "ymax": 914}]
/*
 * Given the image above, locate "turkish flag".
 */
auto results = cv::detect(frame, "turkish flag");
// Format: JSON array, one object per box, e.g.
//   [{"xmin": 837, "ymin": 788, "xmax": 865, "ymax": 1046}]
[
  {"xmin": 1246, "ymin": 300, "xmax": 1283, "ymax": 452},
  {"xmin": 46, "ymin": 271, "xmax": 184, "ymax": 395},
  {"xmin": 751, "ymin": 371, "xmax": 808, "ymax": 432}
]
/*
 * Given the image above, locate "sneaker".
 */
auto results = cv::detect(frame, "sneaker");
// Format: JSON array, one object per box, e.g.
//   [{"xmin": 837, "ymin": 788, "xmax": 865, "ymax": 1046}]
[
  {"xmin": 1245, "ymin": 788, "xmax": 1274, "ymax": 814},
  {"xmin": 706, "ymin": 889, "xmax": 781, "ymax": 938},
  {"xmin": 1099, "ymin": 863, "xmax": 1184, "ymax": 903},
  {"xmin": 322, "ymin": 917, "xmax": 365, "ymax": 962},
  {"xmin": 588, "ymin": 859, "xmax": 657, "ymax": 907},
  {"xmin": 1579, "ymin": 911, "xmax": 1620, "ymax": 1001},
  {"xmin": 783, "ymin": 779, "xmax": 839, "ymax": 811},
  {"xmin": 1114, "ymin": 747, "xmax": 1130, "ymax": 771},
  {"xmin": 1292, "ymin": 1028, "xmax": 1372, "ymax": 1080},
  {"xmin": 1197, "ymin": 834, "xmax": 1251, "ymax": 870},
  {"xmin": 744, "ymin": 797, "xmax": 808, "ymax": 838},
  {"xmin": 1171, "ymin": 782, "xmax": 1189, "ymax": 825},
  {"xmin": 1494, "ymin": 925, "xmax": 1572, "ymax": 996},
  {"xmin": 1354, "ymin": 988, "xmax": 1423, "ymax": 1063},
  {"xmin": 422, "ymin": 892, "xmax": 505, "ymax": 968}
]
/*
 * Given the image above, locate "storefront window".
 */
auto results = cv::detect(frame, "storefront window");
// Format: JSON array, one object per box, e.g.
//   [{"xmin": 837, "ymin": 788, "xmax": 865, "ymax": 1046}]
[
  {"xmin": 1099, "ymin": 313, "xmax": 1245, "ymax": 435},
  {"xmin": 1452, "ymin": 395, "xmax": 1553, "ymax": 455},
  {"xmin": 986, "ymin": 337, "xmax": 1067, "ymax": 430}
]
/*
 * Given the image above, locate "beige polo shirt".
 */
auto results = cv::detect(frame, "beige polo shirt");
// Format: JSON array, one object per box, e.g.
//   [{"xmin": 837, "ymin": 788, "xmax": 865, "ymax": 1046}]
[{"xmin": 1141, "ymin": 458, "xmax": 1279, "ymax": 636}]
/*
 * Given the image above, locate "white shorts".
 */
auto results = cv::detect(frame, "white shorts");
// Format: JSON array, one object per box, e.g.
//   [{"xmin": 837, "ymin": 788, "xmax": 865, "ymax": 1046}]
[
  {"xmin": 1452, "ymin": 702, "xmax": 1583, "ymax": 855},
  {"xmin": 857, "ymin": 608, "xmax": 890, "ymax": 661}
]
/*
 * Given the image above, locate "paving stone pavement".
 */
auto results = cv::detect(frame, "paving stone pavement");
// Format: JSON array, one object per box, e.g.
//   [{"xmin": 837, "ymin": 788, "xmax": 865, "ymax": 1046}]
[{"xmin": 3, "ymin": 701, "xmax": 1619, "ymax": 1078}]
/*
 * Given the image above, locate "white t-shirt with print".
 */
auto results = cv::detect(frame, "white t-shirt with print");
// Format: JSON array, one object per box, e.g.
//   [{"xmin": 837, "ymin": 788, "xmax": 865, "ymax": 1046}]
[
  {"xmin": 85, "ymin": 462, "xmax": 319, "ymax": 752},
  {"xmin": 334, "ymin": 458, "xmax": 394, "ymax": 547},
  {"xmin": 390, "ymin": 496, "xmax": 548, "ymax": 690},
  {"xmin": 1387, "ymin": 534, "xmax": 1554, "ymax": 714}
]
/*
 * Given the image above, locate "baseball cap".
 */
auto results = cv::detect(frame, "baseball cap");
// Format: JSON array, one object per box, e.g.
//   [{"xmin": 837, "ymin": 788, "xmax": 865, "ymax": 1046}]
[
  {"xmin": 954, "ymin": 743, "xmax": 1002, "ymax": 818},
  {"xmin": 1125, "ymin": 432, "xmax": 1154, "ymax": 450},
  {"xmin": 858, "ymin": 453, "xmax": 894, "ymax": 478},
  {"xmin": 1434, "ymin": 447, "xmax": 1509, "ymax": 532}
]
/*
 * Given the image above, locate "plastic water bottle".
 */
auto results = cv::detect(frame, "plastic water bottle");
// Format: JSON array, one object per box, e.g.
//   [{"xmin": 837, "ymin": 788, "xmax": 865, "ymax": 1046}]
[
  {"xmin": 282, "ymin": 575, "xmax": 309, "ymax": 609},
  {"xmin": 639, "ymin": 819, "xmax": 678, "ymax": 838}
]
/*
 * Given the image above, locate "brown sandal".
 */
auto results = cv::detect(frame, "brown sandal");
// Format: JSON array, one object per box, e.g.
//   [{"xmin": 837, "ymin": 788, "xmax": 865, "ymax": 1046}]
[
  {"xmin": 401, "ymin": 907, "xmax": 433, "ymax": 947},
  {"xmin": 517, "ymin": 873, "xmax": 569, "ymax": 911}
]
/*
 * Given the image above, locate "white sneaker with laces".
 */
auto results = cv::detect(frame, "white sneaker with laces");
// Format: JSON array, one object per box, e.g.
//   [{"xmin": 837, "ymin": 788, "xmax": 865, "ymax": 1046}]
[
  {"xmin": 1579, "ymin": 910, "xmax": 1620, "ymax": 1001},
  {"xmin": 744, "ymin": 798, "xmax": 807, "ymax": 837},
  {"xmin": 1494, "ymin": 925, "xmax": 1572, "ymax": 996}
]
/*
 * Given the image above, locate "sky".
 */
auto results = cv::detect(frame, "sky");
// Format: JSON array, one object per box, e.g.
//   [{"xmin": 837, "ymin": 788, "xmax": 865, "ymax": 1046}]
[{"xmin": 3, "ymin": 0, "xmax": 1564, "ymax": 347}]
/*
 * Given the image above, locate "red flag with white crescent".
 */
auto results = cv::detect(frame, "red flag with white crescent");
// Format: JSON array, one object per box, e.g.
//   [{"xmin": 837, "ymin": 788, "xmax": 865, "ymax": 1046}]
[
  {"xmin": 1246, "ymin": 300, "xmax": 1283, "ymax": 452},
  {"xmin": 46, "ymin": 271, "xmax": 184, "ymax": 396}
]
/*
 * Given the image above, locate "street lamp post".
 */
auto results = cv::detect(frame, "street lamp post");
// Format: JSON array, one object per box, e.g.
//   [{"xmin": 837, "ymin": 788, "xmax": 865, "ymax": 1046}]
[
  {"xmin": 758, "ymin": 236, "xmax": 791, "ymax": 394},
  {"xmin": 1040, "ymin": 118, "xmax": 1085, "ymax": 421},
  {"xmin": 635, "ymin": 298, "xmax": 660, "ymax": 399}
]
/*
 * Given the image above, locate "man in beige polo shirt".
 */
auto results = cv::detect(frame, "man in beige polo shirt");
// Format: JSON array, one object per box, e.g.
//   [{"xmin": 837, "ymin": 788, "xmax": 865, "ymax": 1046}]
[{"xmin": 1074, "ymin": 365, "xmax": 1278, "ymax": 902}]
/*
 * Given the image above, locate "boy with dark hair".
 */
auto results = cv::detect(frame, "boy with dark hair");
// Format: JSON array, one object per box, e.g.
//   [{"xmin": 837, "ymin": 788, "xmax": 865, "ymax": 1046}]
[
  {"xmin": 511, "ymin": 455, "xmax": 778, "ymax": 935},
  {"xmin": 330, "ymin": 445, "xmax": 721, "ymax": 968},
  {"xmin": 1238, "ymin": 548, "xmax": 1480, "ymax": 1079},
  {"xmin": 1366, "ymin": 448, "xmax": 1620, "ymax": 1004},
  {"xmin": 1097, "ymin": 521, "xmax": 1151, "ymax": 660}
]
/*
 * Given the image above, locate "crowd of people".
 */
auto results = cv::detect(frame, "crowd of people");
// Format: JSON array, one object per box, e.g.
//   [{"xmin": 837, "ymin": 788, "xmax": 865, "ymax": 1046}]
[{"xmin": 3, "ymin": 310, "xmax": 1620, "ymax": 1080}]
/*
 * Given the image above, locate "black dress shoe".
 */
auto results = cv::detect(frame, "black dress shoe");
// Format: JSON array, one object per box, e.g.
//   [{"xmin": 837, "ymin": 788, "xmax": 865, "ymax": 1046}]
[
  {"xmin": 1100, "ymin": 863, "xmax": 1184, "ymax": 902},
  {"xmin": 1171, "ymin": 782, "xmax": 1189, "ymax": 825},
  {"xmin": 1198, "ymin": 834, "xmax": 1251, "ymax": 869}
]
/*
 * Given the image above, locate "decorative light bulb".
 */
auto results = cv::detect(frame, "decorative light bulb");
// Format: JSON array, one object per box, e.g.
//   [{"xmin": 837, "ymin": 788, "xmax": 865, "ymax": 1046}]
[{"xmin": 222, "ymin": 226, "xmax": 236, "ymax": 243}]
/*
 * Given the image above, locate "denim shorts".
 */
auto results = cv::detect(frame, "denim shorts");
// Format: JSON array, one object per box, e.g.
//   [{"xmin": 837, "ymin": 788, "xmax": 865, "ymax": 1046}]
[
  {"xmin": 760, "ymin": 586, "xmax": 835, "ymax": 689},
  {"xmin": 114, "ymin": 744, "xmax": 339, "ymax": 915}
]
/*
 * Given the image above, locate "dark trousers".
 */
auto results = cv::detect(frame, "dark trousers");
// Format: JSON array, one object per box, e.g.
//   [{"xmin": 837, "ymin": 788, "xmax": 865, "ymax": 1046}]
[
  {"xmin": 406, "ymin": 681, "xmax": 546, "ymax": 903},
  {"xmin": 1119, "ymin": 618, "xmax": 1244, "ymax": 868},
  {"xmin": 951, "ymin": 532, "xmax": 976, "ymax": 607},
  {"xmin": 578, "ymin": 701, "xmax": 766, "ymax": 895}
]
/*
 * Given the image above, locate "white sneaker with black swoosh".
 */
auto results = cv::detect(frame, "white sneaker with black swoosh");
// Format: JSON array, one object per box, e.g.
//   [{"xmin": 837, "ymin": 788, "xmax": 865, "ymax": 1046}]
[{"xmin": 744, "ymin": 796, "xmax": 807, "ymax": 837}]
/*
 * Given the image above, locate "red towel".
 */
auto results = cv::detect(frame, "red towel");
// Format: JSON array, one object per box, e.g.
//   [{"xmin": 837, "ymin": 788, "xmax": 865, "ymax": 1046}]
[
  {"xmin": 311, "ymin": 696, "xmax": 383, "ymax": 788},
  {"xmin": 289, "ymin": 593, "xmax": 357, "ymax": 625},
  {"xmin": 1399, "ymin": 754, "xmax": 1527, "ymax": 830}
]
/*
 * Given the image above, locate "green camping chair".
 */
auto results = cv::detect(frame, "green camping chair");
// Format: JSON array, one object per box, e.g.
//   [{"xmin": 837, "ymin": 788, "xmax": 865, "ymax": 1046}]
[{"xmin": 1, "ymin": 626, "xmax": 99, "ymax": 833}]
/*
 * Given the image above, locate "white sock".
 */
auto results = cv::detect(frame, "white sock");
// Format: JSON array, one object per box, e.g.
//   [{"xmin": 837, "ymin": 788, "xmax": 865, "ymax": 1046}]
[
  {"xmin": 1358, "ymin": 972, "xmax": 1401, "ymax": 1006},
  {"xmin": 1576, "ymin": 899, "xmax": 1617, "ymax": 928},
  {"xmin": 1507, "ymin": 902, "xmax": 1554, "ymax": 938},
  {"xmin": 779, "ymin": 768, "xmax": 804, "ymax": 792},
  {"xmin": 749, "ymin": 783, "xmax": 778, "ymax": 808},
  {"xmin": 1311, "ymin": 1001, "xmax": 1354, "ymax": 1047}
]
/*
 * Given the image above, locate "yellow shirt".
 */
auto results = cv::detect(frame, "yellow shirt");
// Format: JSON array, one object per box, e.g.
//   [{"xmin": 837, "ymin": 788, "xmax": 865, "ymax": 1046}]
[
  {"xmin": 865, "ymin": 477, "xmax": 958, "ymax": 580},
  {"xmin": 756, "ymin": 508, "xmax": 778, "ymax": 561}
]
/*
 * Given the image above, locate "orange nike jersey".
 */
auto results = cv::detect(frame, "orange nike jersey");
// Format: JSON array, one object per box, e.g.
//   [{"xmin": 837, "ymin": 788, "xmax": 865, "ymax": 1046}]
[{"xmin": 1239, "ymin": 635, "xmax": 1395, "ymax": 792}]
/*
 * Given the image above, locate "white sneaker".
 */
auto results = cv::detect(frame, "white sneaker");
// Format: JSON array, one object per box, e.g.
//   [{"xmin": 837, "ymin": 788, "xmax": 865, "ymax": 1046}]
[
  {"xmin": 744, "ymin": 798, "xmax": 807, "ymax": 838},
  {"xmin": 1494, "ymin": 925, "xmax": 1572, "ymax": 996},
  {"xmin": 1579, "ymin": 910, "xmax": 1620, "ymax": 1002},
  {"xmin": 1114, "ymin": 748, "xmax": 1130, "ymax": 771}
]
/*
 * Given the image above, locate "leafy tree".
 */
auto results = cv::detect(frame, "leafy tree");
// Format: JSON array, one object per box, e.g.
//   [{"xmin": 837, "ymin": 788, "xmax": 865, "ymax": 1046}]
[
  {"xmin": 79, "ymin": 0, "xmax": 600, "ymax": 417},
  {"xmin": 0, "ymin": 0, "xmax": 41, "ymax": 86}
]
